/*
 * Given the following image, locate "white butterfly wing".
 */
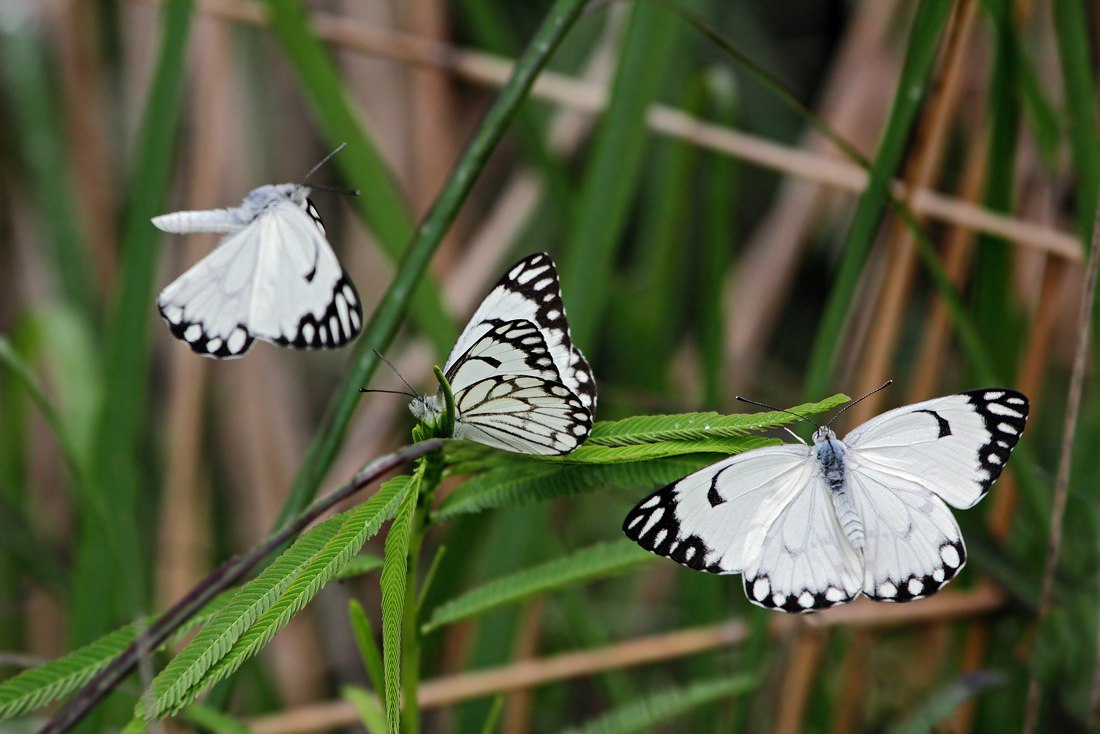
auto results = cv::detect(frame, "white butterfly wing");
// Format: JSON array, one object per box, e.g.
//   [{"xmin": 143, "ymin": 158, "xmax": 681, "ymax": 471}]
[
  {"xmin": 624, "ymin": 446, "xmax": 862, "ymax": 611},
  {"xmin": 845, "ymin": 466, "xmax": 965, "ymax": 601},
  {"xmin": 157, "ymin": 199, "xmax": 361, "ymax": 358},
  {"xmin": 844, "ymin": 389, "xmax": 1029, "ymax": 510},
  {"xmin": 247, "ymin": 200, "xmax": 362, "ymax": 349},
  {"xmin": 447, "ymin": 319, "xmax": 591, "ymax": 455},
  {"xmin": 446, "ymin": 253, "xmax": 596, "ymax": 411},
  {"xmin": 157, "ymin": 224, "xmax": 261, "ymax": 357}
]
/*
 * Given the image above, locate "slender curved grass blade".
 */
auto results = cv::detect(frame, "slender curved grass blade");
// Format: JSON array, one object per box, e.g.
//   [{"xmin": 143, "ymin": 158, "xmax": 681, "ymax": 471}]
[
  {"xmin": 888, "ymin": 671, "xmax": 1004, "ymax": 734},
  {"xmin": 561, "ymin": 1, "xmax": 679, "ymax": 347},
  {"xmin": 558, "ymin": 674, "xmax": 755, "ymax": 734},
  {"xmin": 348, "ymin": 600, "xmax": 386, "ymax": 696},
  {"xmin": 423, "ymin": 540, "xmax": 654, "ymax": 634},
  {"xmin": 343, "ymin": 686, "xmax": 387, "ymax": 734},
  {"xmin": 275, "ymin": 0, "xmax": 591, "ymax": 526},
  {"xmin": 79, "ymin": 0, "xmax": 194, "ymax": 647},
  {"xmin": 803, "ymin": 0, "xmax": 954, "ymax": 399}
]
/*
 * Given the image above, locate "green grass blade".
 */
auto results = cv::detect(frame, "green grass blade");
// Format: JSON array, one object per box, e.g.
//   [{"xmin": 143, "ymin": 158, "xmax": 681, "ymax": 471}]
[
  {"xmin": 77, "ymin": 0, "xmax": 194, "ymax": 647},
  {"xmin": 558, "ymin": 674, "xmax": 755, "ymax": 734},
  {"xmin": 1052, "ymin": 0, "xmax": 1100, "ymax": 244},
  {"xmin": 587, "ymin": 395, "xmax": 848, "ymax": 446},
  {"xmin": 348, "ymin": 599, "xmax": 386, "ymax": 696},
  {"xmin": 274, "ymin": 0, "xmax": 592, "ymax": 526},
  {"xmin": 803, "ymin": 0, "xmax": 954, "ymax": 398},
  {"xmin": 380, "ymin": 473, "xmax": 419, "ymax": 733},
  {"xmin": 423, "ymin": 540, "xmax": 654, "ymax": 634},
  {"xmin": 561, "ymin": 2, "xmax": 679, "ymax": 347},
  {"xmin": 434, "ymin": 456, "xmax": 710, "ymax": 522},
  {"xmin": 343, "ymin": 686, "xmax": 387, "ymax": 734},
  {"xmin": 261, "ymin": 0, "xmax": 453, "ymax": 354},
  {"xmin": 0, "ymin": 20, "xmax": 93, "ymax": 315},
  {"xmin": 888, "ymin": 672, "xmax": 1003, "ymax": 734}
]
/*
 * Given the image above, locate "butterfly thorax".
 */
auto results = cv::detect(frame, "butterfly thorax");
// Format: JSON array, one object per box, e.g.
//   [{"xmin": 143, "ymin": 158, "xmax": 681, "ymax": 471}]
[
  {"xmin": 240, "ymin": 184, "xmax": 309, "ymax": 221},
  {"xmin": 409, "ymin": 394, "xmax": 443, "ymax": 424},
  {"xmin": 813, "ymin": 428, "xmax": 865, "ymax": 550}
]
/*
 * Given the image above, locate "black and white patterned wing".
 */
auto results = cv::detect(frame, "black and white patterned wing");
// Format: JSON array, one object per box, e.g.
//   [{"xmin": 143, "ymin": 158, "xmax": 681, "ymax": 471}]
[
  {"xmin": 157, "ymin": 199, "xmax": 361, "ymax": 358},
  {"xmin": 623, "ymin": 447, "xmax": 863, "ymax": 612},
  {"xmin": 446, "ymin": 319, "xmax": 592, "ymax": 455},
  {"xmin": 842, "ymin": 389, "xmax": 1028, "ymax": 601},
  {"xmin": 446, "ymin": 253, "xmax": 596, "ymax": 411},
  {"xmin": 843, "ymin": 389, "xmax": 1029, "ymax": 509}
]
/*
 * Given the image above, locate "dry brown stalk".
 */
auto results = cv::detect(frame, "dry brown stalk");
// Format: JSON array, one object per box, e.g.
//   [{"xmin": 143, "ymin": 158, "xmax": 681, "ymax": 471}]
[
  {"xmin": 773, "ymin": 628, "xmax": 828, "ymax": 734},
  {"xmin": 129, "ymin": 0, "xmax": 1081, "ymax": 265},
  {"xmin": 848, "ymin": 0, "xmax": 978, "ymax": 424},
  {"xmin": 244, "ymin": 586, "xmax": 1004, "ymax": 734},
  {"xmin": 1024, "ymin": 195, "xmax": 1100, "ymax": 733}
]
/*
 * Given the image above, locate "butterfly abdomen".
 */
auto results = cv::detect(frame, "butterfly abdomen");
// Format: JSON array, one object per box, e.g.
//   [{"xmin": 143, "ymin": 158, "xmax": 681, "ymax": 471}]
[{"xmin": 815, "ymin": 433, "xmax": 865, "ymax": 550}]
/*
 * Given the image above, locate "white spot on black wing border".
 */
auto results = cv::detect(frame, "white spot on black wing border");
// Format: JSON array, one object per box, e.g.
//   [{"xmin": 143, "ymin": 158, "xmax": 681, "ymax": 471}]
[
  {"xmin": 273, "ymin": 272, "xmax": 363, "ymax": 350},
  {"xmin": 742, "ymin": 574, "xmax": 856, "ymax": 614},
  {"xmin": 494, "ymin": 253, "xmax": 597, "ymax": 411},
  {"xmin": 961, "ymin": 388, "xmax": 1029, "ymax": 496},
  {"xmin": 157, "ymin": 302, "xmax": 255, "ymax": 359},
  {"xmin": 303, "ymin": 196, "xmax": 326, "ymax": 236},
  {"xmin": 622, "ymin": 483, "xmax": 723, "ymax": 573},
  {"xmin": 864, "ymin": 538, "xmax": 967, "ymax": 603}
]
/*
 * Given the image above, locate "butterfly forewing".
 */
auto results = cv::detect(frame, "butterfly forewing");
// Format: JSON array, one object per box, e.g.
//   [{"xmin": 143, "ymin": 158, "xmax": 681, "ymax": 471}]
[
  {"xmin": 445, "ymin": 253, "xmax": 596, "ymax": 411},
  {"xmin": 844, "ymin": 389, "xmax": 1029, "ymax": 509},
  {"xmin": 624, "ymin": 447, "xmax": 815, "ymax": 575}
]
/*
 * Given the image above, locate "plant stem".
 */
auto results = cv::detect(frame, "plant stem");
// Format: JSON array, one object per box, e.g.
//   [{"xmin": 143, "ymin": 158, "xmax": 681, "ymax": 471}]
[{"xmin": 400, "ymin": 447, "xmax": 444, "ymax": 733}]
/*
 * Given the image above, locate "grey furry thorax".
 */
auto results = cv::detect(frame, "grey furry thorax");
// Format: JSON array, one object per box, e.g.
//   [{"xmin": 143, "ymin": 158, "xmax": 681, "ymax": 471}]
[
  {"xmin": 409, "ymin": 394, "xmax": 441, "ymax": 423},
  {"xmin": 239, "ymin": 184, "xmax": 309, "ymax": 222}
]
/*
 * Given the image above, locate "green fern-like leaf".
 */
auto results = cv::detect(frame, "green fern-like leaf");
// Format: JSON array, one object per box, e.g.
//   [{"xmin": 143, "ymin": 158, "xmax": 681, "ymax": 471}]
[
  {"xmin": 423, "ymin": 540, "xmax": 654, "ymax": 633},
  {"xmin": 381, "ymin": 472, "xmax": 420, "ymax": 734},
  {"xmin": 586, "ymin": 395, "xmax": 848, "ymax": 447},
  {"xmin": 546, "ymin": 436, "xmax": 775, "ymax": 464},
  {"xmin": 434, "ymin": 456, "xmax": 711, "ymax": 522},
  {"xmin": 558, "ymin": 674, "xmax": 755, "ymax": 734},
  {"xmin": 140, "ymin": 516, "xmax": 345, "ymax": 719},
  {"xmin": 0, "ymin": 622, "xmax": 138, "ymax": 720},
  {"xmin": 0, "ymin": 588, "xmax": 235, "ymax": 722},
  {"xmin": 143, "ymin": 476, "xmax": 411, "ymax": 720}
]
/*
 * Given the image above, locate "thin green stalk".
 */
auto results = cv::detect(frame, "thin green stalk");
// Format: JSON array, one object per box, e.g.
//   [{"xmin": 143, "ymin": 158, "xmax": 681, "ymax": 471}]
[
  {"xmin": 802, "ymin": 0, "xmax": 954, "ymax": 399},
  {"xmin": 78, "ymin": 0, "xmax": 193, "ymax": 648},
  {"xmin": 274, "ymin": 0, "xmax": 592, "ymax": 527}
]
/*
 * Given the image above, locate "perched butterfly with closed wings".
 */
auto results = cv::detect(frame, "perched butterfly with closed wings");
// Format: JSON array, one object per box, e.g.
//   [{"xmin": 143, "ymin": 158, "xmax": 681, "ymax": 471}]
[
  {"xmin": 154, "ymin": 147, "xmax": 362, "ymax": 358},
  {"xmin": 408, "ymin": 253, "xmax": 596, "ymax": 455},
  {"xmin": 623, "ymin": 387, "xmax": 1029, "ymax": 612}
]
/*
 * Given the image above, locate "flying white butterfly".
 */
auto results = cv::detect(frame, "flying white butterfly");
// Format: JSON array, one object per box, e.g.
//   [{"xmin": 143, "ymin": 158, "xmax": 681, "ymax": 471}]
[
  {"xmin": 154, "ymin": 150, "xmax": 362, "ymax": 358},
  {"xmin": 408, "ymin": 253, "xmax": 596, "ymax": 455},
  {"xmin": 623, "ymin": 388, "xmax": 1029, "ymax": 612}
]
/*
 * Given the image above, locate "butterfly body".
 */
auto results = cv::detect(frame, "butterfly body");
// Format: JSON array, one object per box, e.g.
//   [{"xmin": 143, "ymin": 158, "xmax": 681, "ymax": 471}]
[
  {"xmin": 624, "ymin": 389, "xmax": 1029, "ymax": 612},
  {"xmin": 409, "ymin": 253, "xmax": 595, "ymax": 455},
  {"xmin": 155, "ymin": 183, "xmax": 360, "ymax": 358}
]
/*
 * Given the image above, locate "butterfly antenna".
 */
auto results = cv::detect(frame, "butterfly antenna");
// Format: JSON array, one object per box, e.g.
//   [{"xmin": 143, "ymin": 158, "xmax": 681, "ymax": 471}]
[
  {"xmin": 309, "ymin": 182, "xmax": 360, "ymax": 197},
  {"xmin": 735, "ymin": 395, "xmax": 820, "ymax": 429},
  {"xmin": 373, "ymin": 348, "xmax": 420, "ymax": 396},
  {"xmin": 359, "ymin": 387, "xmax": 417, "ymax": 398},
  {"xmin": 825, "ymin": 379, "xmax": 894, "ymax": 429},
  {"xmin": 299, "ymin": 142, "xmax": 348, "ymax": 185}
]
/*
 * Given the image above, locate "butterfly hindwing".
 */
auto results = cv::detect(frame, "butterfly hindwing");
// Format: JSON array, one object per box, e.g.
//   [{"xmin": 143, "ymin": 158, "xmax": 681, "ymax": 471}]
[{"xmin": 446, "ymin": 319, "xmax": 591, "ymax": 455}]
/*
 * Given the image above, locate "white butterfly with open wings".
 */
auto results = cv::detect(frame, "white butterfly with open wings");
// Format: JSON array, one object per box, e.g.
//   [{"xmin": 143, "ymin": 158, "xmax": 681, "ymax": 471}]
[
  {"xmin": 154, "ymin": 151, "xmax": 362, "ymax": 358},
  {"xmin": 409, "ymin": 253, "xmax": 596, "ymax": 455},
  {"xmin": 623, "ymin": 388, "xmax": 1029, "ymax": 612}
]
